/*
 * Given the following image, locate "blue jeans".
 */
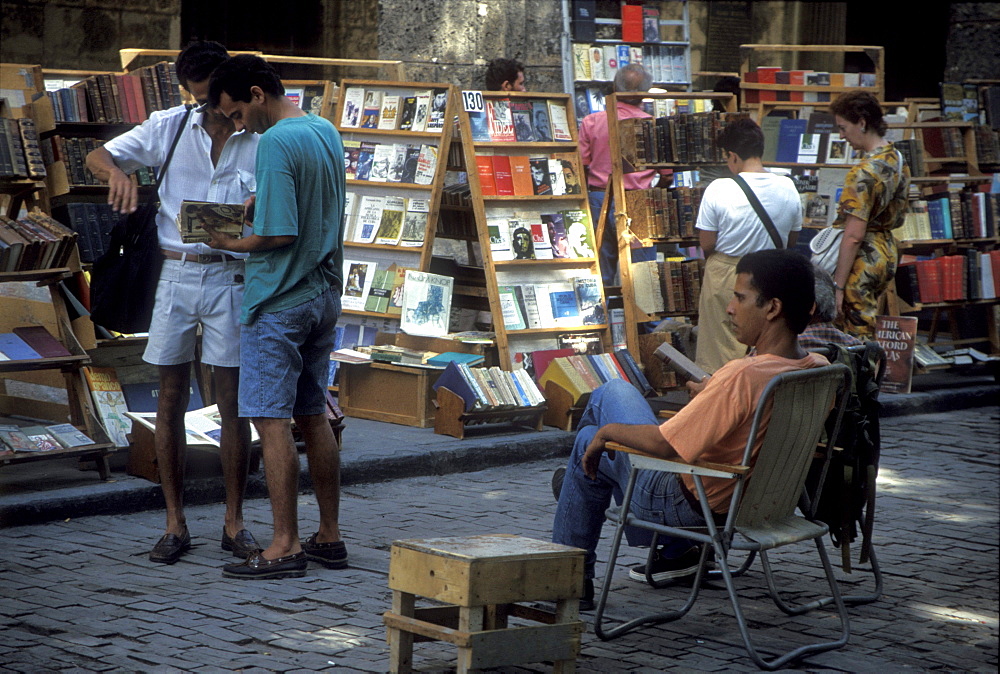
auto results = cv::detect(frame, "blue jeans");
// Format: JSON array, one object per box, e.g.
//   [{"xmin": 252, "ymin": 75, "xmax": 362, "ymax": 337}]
[
  {"xmin": 552, "ymin": 379, "xmax": 706, "ymax": 579},
  {"xmin": 589, "ymin": 190, "xmax": 656, "ymax": 286},
  {"xmin": 239, "ymin": 287, "xmax": 340, "ymax": 419}
]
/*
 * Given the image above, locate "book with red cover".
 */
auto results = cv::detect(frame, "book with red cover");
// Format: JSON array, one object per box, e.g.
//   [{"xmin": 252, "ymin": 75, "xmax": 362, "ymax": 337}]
[
  {"xmin": 567, "ymin": 355, "xmax": 602, "ymax": 390},
  {"xmin": 621, "ymin": 4, "xmax": 644, "ymax": 43},
  {"xmin": 474, "ymin": 155, "xmax": 497, "ymax": 196},
  {"xmin": 991, "ymin": 250, "xmax": 1000, "ymax": 297},
  {"xmin": 509, "ymin": 155, "xmax": 534, "ymax": 196},
  {"xmin": 875, "ymin": 316, "xmax": 918, "ymax": 394},
  {"xmin": 942, "ymin": 255, "xmax": 966, "ymax": 301},
  {"xmin": 491, "ymin": 155, "xmax": 515, "ymax": 196},
  {"xmin": 12, "ymin": 326, "xmax": 71, "ymax": 358},
  {"xmin": 743, "ymin": 70, "xmax": 760, "ymax": 104},
  {"xmin": 915, "ymin": 258, "xmax": 943, "ymax": 304},
  {"xmin": 530, "ymin": 347, "xmax": 576, "ymax": 384},
  {"xmin": 756, "ymin": 66, "xmax": 781, "ymax": 102},
  {"xmin": 789, "ymin": 69, "xmax": 809, "ymax": 102}
]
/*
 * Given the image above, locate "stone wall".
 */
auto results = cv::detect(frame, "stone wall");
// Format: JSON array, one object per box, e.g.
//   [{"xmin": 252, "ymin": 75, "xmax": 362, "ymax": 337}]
[
  {"xmin": 946, "ymin": 3, "xmax": 1000, "ymax": 82},
  {"xmin": 1, "ymin": 0, "xmax": 180, "ymax": 71},
  {"xmin": 377, "ymin": 0, "xmax": 564, "ymax": 91}
]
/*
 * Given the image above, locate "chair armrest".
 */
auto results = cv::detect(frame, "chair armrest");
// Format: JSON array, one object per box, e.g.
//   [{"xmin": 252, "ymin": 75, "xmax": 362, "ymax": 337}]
[{"xmin": 606, "ymin": 442, "xmax": 749, "ymax": 479}]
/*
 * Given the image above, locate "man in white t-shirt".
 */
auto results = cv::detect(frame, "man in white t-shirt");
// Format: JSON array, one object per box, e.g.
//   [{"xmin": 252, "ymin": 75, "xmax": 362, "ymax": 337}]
[{"xmin": 694, "ymin": 118, "xmax": 802, "ymax": 374}]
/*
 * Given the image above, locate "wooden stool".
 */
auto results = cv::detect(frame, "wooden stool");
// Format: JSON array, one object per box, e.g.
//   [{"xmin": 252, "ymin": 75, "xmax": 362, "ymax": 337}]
[{"xmin": 383, "ymin": 534, "xmax": 585, "ymax": 673}]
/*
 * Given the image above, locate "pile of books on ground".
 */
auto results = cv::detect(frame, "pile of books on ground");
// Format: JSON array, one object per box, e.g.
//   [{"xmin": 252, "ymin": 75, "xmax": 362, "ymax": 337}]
[
  {"xmin": 0, "ymin": 213, "xmax": 78, "ymax": 272},
  {"xmin": 0, "ymin": 423, "xmax": 94, "ymax": 456}
]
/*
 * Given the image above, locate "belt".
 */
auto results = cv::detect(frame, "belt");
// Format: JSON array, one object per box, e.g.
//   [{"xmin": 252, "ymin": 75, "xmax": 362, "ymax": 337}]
[
  {"xmin": 161, "ymin": 249, "xmax": 241, "ymax": 264},
  {"xmin": 679, "ymin": 478, "xmax": 728, "ymax": 526}
]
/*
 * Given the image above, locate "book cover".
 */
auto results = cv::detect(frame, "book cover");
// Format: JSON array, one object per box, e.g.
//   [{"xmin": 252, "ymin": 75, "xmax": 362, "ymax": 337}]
[
  {"xmin": 486, "ymin": 98, "xmax": 515, "ymax": 141},
  {"xmin": 508, "ymin": 219, "xmax": 535, "ymax": 260},
  {"xmin": 354, "ymin": 195, "xmax": 385, "ymax": 243},
  {"xmin": 508, "ymin": 155, "xmax": 534, "ymax": 196},
  {"xmin": 653, "ymin": 341, "xmax": 709, "ymax": 383},
  {"xmin": 176, "ymin": 201, "xmax": 244, "ymax": 244},
  {"xmin": 529, "ymin": 157, "xmax": 553, "ymax": 195},
  {"xmin": 373, "ymin": 195, "xmax": 406, "ymax": 245},
  {"xmin": 542, "ymin": 212, "xmax": 570, "ymax": 258},
  {"xmin": 45, "ymin": 423, "xmax": 94, "ymax": 448},
  {"xmin": 387, "ymin": 143, "xmax": 409, "ymax": 182},
  {"xmin": 498, "ymin": 285, "xmax": 527, "ymax": 330},
  {"xmin": 355, "ymin": 141, "xmax": 377, "ymax": 181},
  {"xmin": 342, "ymin": 259, "xmax": 377, "ymax": 311},
  {"xmin": 775, "ymin": 118, "xmax": 808, "ymax": 163},
  {"xmin": 0, "ymin": 333, "xmax": 42, "ymax": 360},
  {"xmin": 83, "ymin": 366, "xmax": 131, "ymax": 447},
  {"xmin": 363, "ymin": 268, "xmax": 393, "ymax": 313},
  {"xmin": 120, "ymin": 380, "xmax": 204, "ymax": 413},
  {"xmin": 377, "ymin": 94, "xmax": 400, "ymax": 130},
  {"xmin": 432, "ymin": 361, "xmax": 479, "ymax": 412},
  {"xmin": 400, "ymin": 270, "xmax": 453, "ymax": 337},
  {"xmin": 875, "ymin": 316, "xmax": 918, "ymax": 394},
  {"xmin": 12, "ymin": 325, "xmax": 71, "ymax": 358},
  {"xmin": 411, "ymin": 90, "xmax": 431, "ymax": 132},
  {"xmin": 574, "ymin": 275, "xmax": 606, "ymax": 325},
  {"xmin": 426, "ymin": 88, "xmax": 449, "ymax": 132},
  {"xmin": 492, "ymin": 155, "xmax": 515, "ymax": 196},
  {"xmin": 387, "ymin": 265, "xmax": 408, "ymax": 316},
  {"xmin": 527, "ymin": 216, "xmax": 554, "ymax": 259},
  {"xmin": 368, "ymin": 143, "xmax": 394, "ymax": 182},
  {"xmin": 360, "ymin": 89, "xmax": 382, "ymax": 128},
  {"xmin": 559, "ymin": 209, "xmax": 596, "ymax": 258},
  {"xmin": 414, "ymin": 144, "xmax": 438, "ymax": 184},
  {"xmin": 547, "ymin": 157, "xmax": 567, "ymax": 195},
  {"xmin": 621, "ymin": 3, "xmax": 644, "ymax": 43},
  {"xmin": 530, "ymin": 348, "xmax": 576, "ymax": 383},
  {"xmin": 22, "ymin": 426, "xmax": 60, "ymax": 452},
  {"xmin": 510, "ymin": 100, "xmax": 537, "ymax": 142},
  {"xmin": 0, "ymin": 424, "xmax": 39, "ymax": 453},
  {"xmin": 398, "ymin": 95, "xmax": 417, "ymax": 130},
  {"xmin": 343, "ymin": 139, "xmax": 361, "ymax": 180},
  {"xmin": 642, "ymin": 5, "xmax": 660, "ymax": 42},
  {"xmin": 547, "ymin": 101, "xmax": 573, "ymax": 141},
  {"xmin": 548, "ymin": 283, "xmax": 580, "ymax": 323},
  {"xmin": 475, "ymin": 153, "xmax": 498, "ymax": 196},
  {"xmin": 400, "ymin": 199, "xmax": 430, "ymax": 247},
  {"xmin": 468, "ymin": 107, "xmax": 491, "ymax": 141},
  {"xmin": 400, "ymin": 144, "xmax": 422, "ymax": 184},
  {"xmin": 342, "ymin": 191, "xmax": 359, "ymax": 241},
  {"xmin": 531, "ymin": 101, "xmax": 554, "ymax": 141}
]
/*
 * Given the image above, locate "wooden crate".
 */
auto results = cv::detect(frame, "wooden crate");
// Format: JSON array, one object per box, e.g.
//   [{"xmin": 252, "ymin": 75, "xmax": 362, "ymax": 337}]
[{"xmin": 338, "ymin": 362, "xmax": 443, "ymax": 428}]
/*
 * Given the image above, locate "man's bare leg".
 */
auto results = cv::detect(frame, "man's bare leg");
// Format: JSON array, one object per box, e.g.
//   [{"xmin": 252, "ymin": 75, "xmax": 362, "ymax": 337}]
[
  {"xmin": 213, "ymin": 366, "xmax": 252, "ymax": 539},
  {"xmin": 253, "ymin": 417, "xmax": 300, "ymax": 560},
  {"xmin": 295, "ymin": 412, "xmax": 341, "ymax": 544},
  {"xmin": 155, "ymin": 363, "xmax": 192, "ymax": 537}
]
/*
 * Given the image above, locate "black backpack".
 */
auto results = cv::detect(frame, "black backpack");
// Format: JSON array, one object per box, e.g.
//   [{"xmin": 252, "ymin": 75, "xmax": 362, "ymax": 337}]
[{"xmin": 805, "ymin": 341, "xmax": 884, "ymax": 572}]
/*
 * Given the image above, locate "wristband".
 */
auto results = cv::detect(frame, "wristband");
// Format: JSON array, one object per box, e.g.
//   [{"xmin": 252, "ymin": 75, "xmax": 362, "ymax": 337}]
[{"xmin": 833, "ymin": 281, "xmax": 845, "ymax": 291}]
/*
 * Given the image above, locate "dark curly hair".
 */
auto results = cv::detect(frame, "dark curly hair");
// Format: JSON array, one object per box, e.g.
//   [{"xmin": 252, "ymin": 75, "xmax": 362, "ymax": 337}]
[
  {"xmin": 208, "ymin": 54, "xmax": 284, "ymax": 107},
  {"xmin": 830, "ymin": 91, "xmax": 887, "ymax": 136},
  {"xmin": 717, "ymin": 117, "xmax": 765, "ymax": 160},
  {"xmin": 484, "ymin": 58, "xmax": 524, "ymax": 91},
  {"xmin": 175, "ymin": 41, "xmax": 229, "ymax": 89}
]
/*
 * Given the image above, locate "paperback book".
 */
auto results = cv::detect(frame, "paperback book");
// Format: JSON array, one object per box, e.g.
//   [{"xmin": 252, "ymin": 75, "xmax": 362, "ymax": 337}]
[{"xmin": 176, "ymin": 201, "xmax": 244, "ymax": 244}]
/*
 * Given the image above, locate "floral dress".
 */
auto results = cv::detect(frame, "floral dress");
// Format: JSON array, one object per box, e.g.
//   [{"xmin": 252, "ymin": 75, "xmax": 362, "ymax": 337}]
[{"xmin": 833, "ymin": 143, "xmax": 911, "ymax": 338}]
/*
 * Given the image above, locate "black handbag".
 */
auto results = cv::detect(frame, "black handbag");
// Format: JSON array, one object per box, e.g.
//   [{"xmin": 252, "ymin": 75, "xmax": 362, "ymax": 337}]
[{"xmin": 89, "ymin": 107, "xmax": 190, "ymax": 334}]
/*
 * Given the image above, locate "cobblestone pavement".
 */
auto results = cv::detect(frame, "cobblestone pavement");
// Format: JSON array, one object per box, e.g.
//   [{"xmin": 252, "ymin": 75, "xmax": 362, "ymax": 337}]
[{"xmin": 1, "ymin": 408, "xmax": 997, "ymax": 672}]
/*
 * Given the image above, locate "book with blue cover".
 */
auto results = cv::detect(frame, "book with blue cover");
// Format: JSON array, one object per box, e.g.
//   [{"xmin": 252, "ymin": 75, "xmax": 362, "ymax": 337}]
[
  {"xmin": 426, "ymin": 352, "xmax": 486, "ymax": 367},
  {"xmin": 775, "ymin": 118, "xmax": 808, "ymax": 163},
  {"xmin": 0, "ymin": 333, "xmax": 43, "ymax": 361}
]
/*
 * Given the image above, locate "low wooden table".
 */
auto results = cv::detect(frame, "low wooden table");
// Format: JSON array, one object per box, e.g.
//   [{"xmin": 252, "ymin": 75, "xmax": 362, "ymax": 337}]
[
  {"xmin": 383, "ymin": 534, "xmax": 585, "ymax": 672},
  {"xmin": 339, "ymin": 362, "xmax": 443, "ymax": 428}
]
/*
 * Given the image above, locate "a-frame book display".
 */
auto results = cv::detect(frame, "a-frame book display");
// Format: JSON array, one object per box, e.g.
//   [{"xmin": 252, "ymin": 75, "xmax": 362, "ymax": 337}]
[
  {"xmin": 334, "ymin": 79, "xmax": 457, "ymax": 339},
  {"xmin": 456, "ymin": 89, "xmax": 611, "ymax": 371},
  {"xmin": 600, "ymin": 90, "xmax": 736, "ymax": 389}
]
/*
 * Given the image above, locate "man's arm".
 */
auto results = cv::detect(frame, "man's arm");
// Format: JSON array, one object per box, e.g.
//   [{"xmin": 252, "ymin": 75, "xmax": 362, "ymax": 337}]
[
  {"xmin": 86, "ymin": 147, "xmax": 139, "ymax": 214},
  {"xmin": 698, "ymin": 229, "xmax": 717, "ymax": 257},
  {"xmin": 582, "ymin": 422, "xmax": 676, "ymax": 479},
  {"xmin": 203, "ymin": 230, "xmax": 295, "ymax": 253},
  {"xmin": 787, "ymin": 230, "xmax": 799, "ymax": 249}
]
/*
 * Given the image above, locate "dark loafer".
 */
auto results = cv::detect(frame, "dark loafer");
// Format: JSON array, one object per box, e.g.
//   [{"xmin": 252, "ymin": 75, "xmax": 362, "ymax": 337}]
[
  {"xmin": 222, "ymin": 551, "xmax": 308, "ymax": 580},
  {"xmin": 301, "ymin": 533, "xmax": 348, "ymax": 569},
  {"xmin": 221, "ymin": 528, "xmax": 261, "ymax": 559},
  {"xmin": 149, "ymin": 529, "xmax": 191, "ymax": 565}
]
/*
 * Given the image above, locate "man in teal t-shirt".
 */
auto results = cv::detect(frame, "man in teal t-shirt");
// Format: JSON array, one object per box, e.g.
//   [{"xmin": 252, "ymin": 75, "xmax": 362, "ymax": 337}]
[{"xmin": 205, "ymin": 54, "xmax": 347, "ymax": 580}]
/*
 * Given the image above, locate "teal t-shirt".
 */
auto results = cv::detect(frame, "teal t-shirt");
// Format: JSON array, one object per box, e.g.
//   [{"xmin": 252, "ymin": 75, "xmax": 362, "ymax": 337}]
[{"xmin": 241, "ymin": 114, "xmax": 345, "ymax": 324}]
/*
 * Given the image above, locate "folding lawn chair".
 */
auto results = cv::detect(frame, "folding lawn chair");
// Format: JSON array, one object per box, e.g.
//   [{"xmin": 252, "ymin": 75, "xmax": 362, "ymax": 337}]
[{"xmin": 593, "ymin": 363, "xmax": 853, "ymax": 671}]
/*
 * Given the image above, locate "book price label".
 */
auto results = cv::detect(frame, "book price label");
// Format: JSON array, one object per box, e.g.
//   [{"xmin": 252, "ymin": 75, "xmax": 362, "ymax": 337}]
[{"xmin": 461, "ymin": 90, "xmax": 486, "ymax": 113}]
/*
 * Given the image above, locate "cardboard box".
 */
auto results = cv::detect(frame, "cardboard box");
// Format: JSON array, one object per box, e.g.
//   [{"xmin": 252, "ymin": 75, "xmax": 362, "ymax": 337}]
[{"xmin": 339, "ymin": 361, "xmax": 443, "ymax": 428}]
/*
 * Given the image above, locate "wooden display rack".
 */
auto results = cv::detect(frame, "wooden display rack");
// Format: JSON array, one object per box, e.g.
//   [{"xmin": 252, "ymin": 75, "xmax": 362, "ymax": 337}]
[
  {"xmin": 601, "ymin": 90, "xmax": 736, "ymax": 368},
  {"xmin": 739, "ymin": 44, "xmax": 885, "ymax": 120},
  {"xmin": 332, "ymin": 79, "xmax": 459, "ymax": 339},
  {"xmin": 338, "ymin": 361, "xmax": 444, "ymax": 428},
  {"xmin": 433, "ymin": 387, "xmax": 545, "ymax": 439},
  {"xmin": 541, "ymin": 381, "xmax": 590, "ymax": 432},
  {"xmin": 454, "ymin": 90, "xmax": 612, "ymax": 370}
]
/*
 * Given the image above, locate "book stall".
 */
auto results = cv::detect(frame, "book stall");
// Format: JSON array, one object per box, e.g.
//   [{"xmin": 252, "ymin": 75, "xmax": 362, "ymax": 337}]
[{"xmin": 2, "ymin": 36, "xmax": 998, "ymax": 483}]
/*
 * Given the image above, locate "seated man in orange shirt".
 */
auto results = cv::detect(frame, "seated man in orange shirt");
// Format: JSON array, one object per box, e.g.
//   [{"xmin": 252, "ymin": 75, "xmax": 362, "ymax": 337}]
[{"xmin": 551, "ymin": 249, "xmax": 827, "ymax": 610}]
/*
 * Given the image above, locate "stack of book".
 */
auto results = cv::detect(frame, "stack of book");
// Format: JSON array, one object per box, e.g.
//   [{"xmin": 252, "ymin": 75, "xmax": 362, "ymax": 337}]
[
  {"xmin": 571, "ymin": 44, "xmax": 689, "ymax": 87},
  {"xmin": 624, "ymin": 185, "xmax": 704, "ymax": 239},
  {"xmin": 895, "ymin": 252, "xmax": 999, "ymax": 305},
  {"xmin": 0, "ymin": 117, "xmax": 46, "ymax": 180},
  {"xmin": 466, "ymin": 97, "xmax": 572, "ymax": 143},
  {"xmin": 486, "ymin": 207, "xmax": 596, "ymax": 261},
  {"xmin": 498, "ymin": 274, "xmax": 606, "ymax": 331},
  {"xmin": 340, "ymin": 86, "xmax": 449, "ymax": 134},
  {"xmin": 343, "ymin": 193, "xmax": 431, "ymax": 247},
  {"xmin": 918, "ymin": 184, "xmax": 999, "ymax": 240},
  {"xmin": 0, "ymin": 326, "xmax": 71, "ymax": 361},
  {"xmin": 432, "ymin": 361, "xmax": 545, "ymax": 412},
  {"xmin": 474, "ymin": 152, "xmax": 581, "ymax": 197},
  {"xmin": 630, "ymin": 258, "xmax": 704, "ymax": 315},
  {"xmin": 0, "ymin": 213, "xmax": 78, "ymax": 272},
  {"xmin": 51, "ymin": 202, "xmax": 128, "ymax": 263},
  {"xmin": 619, "ymin": 113, "xmax": 747, "ymax": 166},
  {"xmin": 0, "ymin": 423, "xmax": 93, "ymax": 456},
  {"xmin": 743, "ymin": 66, "xmax": 878, "ymax": 105},
  {"xmin": 536, "ymin": 348, "xmax": 653, "ymax": 404},
  {"xmin": 344, "ymin": 140, "xmax": 437, "ymax": 185},
  {"xmin": 47, "ymin": 63, "xmax": 181, "ymax": 124}
]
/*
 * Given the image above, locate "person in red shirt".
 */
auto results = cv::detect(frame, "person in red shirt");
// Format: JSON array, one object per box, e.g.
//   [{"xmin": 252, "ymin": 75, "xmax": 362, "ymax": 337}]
[{"xmin": 578, "ymin": 64, "xmax": 659, "ymax": 285}]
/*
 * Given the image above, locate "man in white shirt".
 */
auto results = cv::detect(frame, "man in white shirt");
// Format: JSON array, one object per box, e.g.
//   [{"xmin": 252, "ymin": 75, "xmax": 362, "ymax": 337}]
[
  {"xmin": 86, "ymin": 41, "xmax": 261, "ymax": 566},
  {"xmin": 694, "ymin": 118, "xmax": 802, "ymax": 374}
]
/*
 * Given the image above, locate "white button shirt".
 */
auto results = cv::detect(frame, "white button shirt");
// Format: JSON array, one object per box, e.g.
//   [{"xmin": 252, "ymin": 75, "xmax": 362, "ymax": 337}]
[{"xmin": 103, "ymin": 104, "xmax": 259, "ymax": 257}]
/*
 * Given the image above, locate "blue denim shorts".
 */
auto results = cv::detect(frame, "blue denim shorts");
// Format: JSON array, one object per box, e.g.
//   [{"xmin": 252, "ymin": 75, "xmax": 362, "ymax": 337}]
[{"xmin": 239, "ymin": 287, "xmax": 340, "ymax": 419}]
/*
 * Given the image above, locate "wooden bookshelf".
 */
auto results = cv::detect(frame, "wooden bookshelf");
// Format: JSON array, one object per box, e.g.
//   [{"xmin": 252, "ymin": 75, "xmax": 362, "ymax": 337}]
[{"xmin": 455, "ymin": 90, "xmax": 611, "ymax": 371}]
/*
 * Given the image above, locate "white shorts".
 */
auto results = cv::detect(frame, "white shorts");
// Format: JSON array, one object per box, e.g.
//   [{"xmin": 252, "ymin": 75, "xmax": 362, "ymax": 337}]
[{"xmin": 142, "ymin": 258, "xmax": 245, "ymax": 368}]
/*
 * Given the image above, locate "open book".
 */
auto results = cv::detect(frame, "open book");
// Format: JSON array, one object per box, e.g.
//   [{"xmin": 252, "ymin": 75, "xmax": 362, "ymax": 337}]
[
  {"xmin": 176, "ymin": 201, "xmax": 245, "ymax": 244},
  {"xmin": 125, "ymin": 404, "xmax": 260, "ymax": 448},
  {"xmin": 653, "ymin": 342, "xmax": 709, "ymax": 383}
]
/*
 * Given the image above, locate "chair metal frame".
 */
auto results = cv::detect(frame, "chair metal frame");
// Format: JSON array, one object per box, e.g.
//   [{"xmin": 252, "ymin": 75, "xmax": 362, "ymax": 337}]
[{"xmin": 593, "ymin": 363, "xmax": 854, "ymax": 671}]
